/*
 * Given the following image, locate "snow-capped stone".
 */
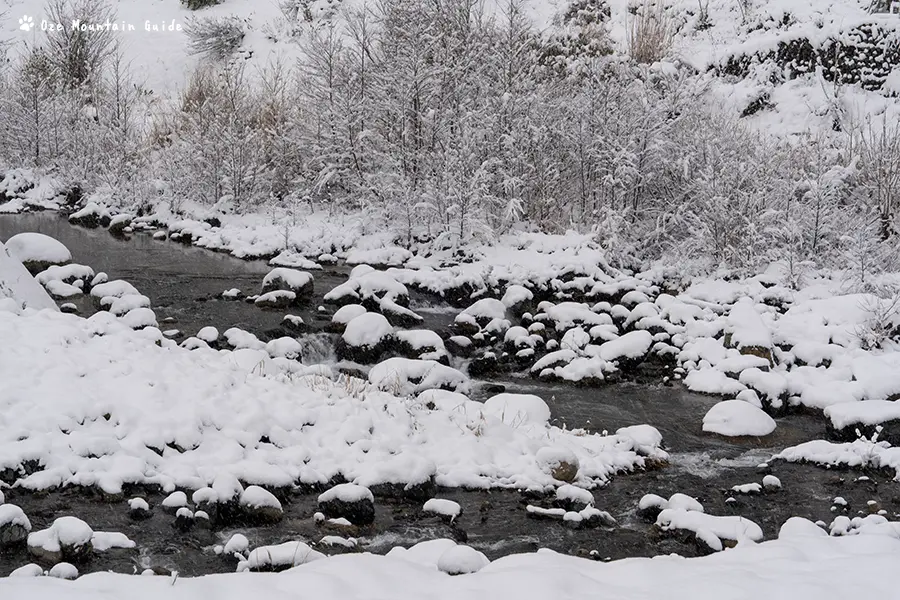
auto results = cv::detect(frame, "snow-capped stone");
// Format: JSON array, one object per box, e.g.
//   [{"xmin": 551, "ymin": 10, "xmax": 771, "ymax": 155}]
[
  {"xmin": 0, "ymin": 504, "xmax": 32, "ymax": 547},
  {"xmin": 338, "ymin": 312, "xmax": 394, "ymax": 362},
  {"xmin": 332, "ymin": 304, "xmax": 367, "ymax": 326},
  {"xmin": 457, "ymin": 298, "xmax": 507, "ymax": 327},
  {"xmin": 127, "ymin": 498, "xmax": 151, "ymax": 520},
  {"xmin": 656, "ymin": 509, "xmax": 763, "ymax": 547},
  {"xmin": 423, "ymin": 499, "xmax": 462, "ymax": 522},
  {"xmin": 223, "ymin": 533, "xmax": 250, "ymax": 557},
  {"xmin": 261, "ymin": 268, "xmax": 314, "ymax": 298},
  {"xmin": 197, "ymin": 326, "xmax": 219, "ymax": 343},
  {"xmin": 239, "ymin": 486, "xmax": 284, "ymax": 524},
  {"xmin": 27, "ymin": 517, "xmax": 94, "ymax": 563},
  {"xmin": 763, "ymin": 475, "xmax": 782, "ymax": 491},
  {"xmin": 437, "ymin": 545, "xmax": 490, "ymax": 575},
  {"xmin": 162, "ymin": 491, "xmax": 188, "ymax": 513},
  {"xmin": 5, "ymin": 233, "xmax": 71, "ymax": 273},
  {"xmin": 555, "ymin": 485, "xmax": 594, "ymax": 510},
  {"xmin": 703, "ymin": 400, "xmax": 776, "ymax": 437},
  {"xmin": 238, "ymin": 541, "xmax": 325, "ymax": 572},
  {"xmin": 255, "ymin": 289, "xmax": 297, "ymax": 309},
  {"xmin": 318, "ymin": 484, "xmax": 375, "ymax": 526},
  {"xmin": 536, "ymin": 447, "xmax": 579, "ymax": 483},
  {"xmin": 779, "ymin": 517, "xmax": 827, "ymax": 539}
]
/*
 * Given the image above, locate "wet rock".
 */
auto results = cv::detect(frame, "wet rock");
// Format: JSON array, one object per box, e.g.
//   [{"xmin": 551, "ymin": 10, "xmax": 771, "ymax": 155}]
[
  {"xmin": 108, "ymin": 215, "xmax": 133, "ymax": 237},
  {"xmin": 468, "ymin": 352, "xmax": 500, "ymax": 377},
  {"xmin": 282, "ymin": 314, "xmax": 307, "ymax": 333},
  {"xmin": 161, "ymin": 491, "xmax": 188, "ymax": 514},
  {"xmin": 318, "ymin": 484, "xmax": 376, "ymax": 526},
  {"xmin": 173, "ymin": 508, "xmax": 194, "ymax": 532},
  {"xmin": 368, "ymin": 476, "xmax": 437, "ymax": 503},
  {"xmin": 0, "ymin": 504, "xmax": 31, "ymax": 547},
  {"xmin": 445, "ymin": 335, "xmax": 475, "ymax": 358},
  {"xmin": 255, "ymin": 290, "xmax": 297, "ymax": 310}
]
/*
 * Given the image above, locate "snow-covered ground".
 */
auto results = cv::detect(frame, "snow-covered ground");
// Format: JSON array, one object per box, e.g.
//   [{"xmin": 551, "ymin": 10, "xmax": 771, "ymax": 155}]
[{"xmin": 3, "ymin": 528, "xmax": 900, "ymax": 598}]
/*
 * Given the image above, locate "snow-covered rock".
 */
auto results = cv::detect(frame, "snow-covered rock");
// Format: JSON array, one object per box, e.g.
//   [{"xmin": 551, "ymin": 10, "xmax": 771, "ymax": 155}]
[
  {"xmin": 4, "ymin": 233, "xmax": 71, "ymax": 273},
  {"xmin": 239, "ymin": 486, "xmax": 283, "ymax": 524},
  {"xmin": 338, "ymin": 312, "xmax": 394, "ymax": 362},
  {"xmin": 47, "ymin": 562, "xmax": 78, "ymax": 580},
  {"xmin": 703, "ymin": 400, "xmax": 777, "ymax": 437},
  {"xmin": 318, "ymin": 484, "xmax": 375, "ymax": 526},
  {"xmin": 422, "ymin": 499, "xmax": 462, "ymax": 522},
  {"xmin": 261, "ymin": 268, "xmax": 314, "ymax": 299},
  {"xmin": 0, "ymin": 241, "xmax": 58, "ymax": 311},
  {"xmin": 27, "ymin": 517, "xmax": 94, "ymax": 563},
  {"xmin": 238, "ymin": 541, "xmax": 325, "ymax": 572},
  {"xmin": 0, "ymin": 504, "xmax": 32, "ymax": 547}
]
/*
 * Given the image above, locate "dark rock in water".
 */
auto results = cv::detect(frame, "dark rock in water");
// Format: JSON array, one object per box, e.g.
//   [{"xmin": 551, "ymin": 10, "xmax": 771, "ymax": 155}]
[
  {"xmin": 0, "ymin": 521, "xmax": 29, "ymax": 548},
  {"xmin": 483, "ymin": 383, "xmax": 506, "ymax": 395},
  {"xmin": 336, "ymin": 337, "xmax": 394, "ymax": 364},
  {"xmin": 108, "ymin": 216, "xmax": 133, "ymax": 238},
  {"xmin": 60, "ymin": 303, "xmax": 79, "ymax": 314},
  {"xmin": 204, "ymin": 217, "xmax": 222, "ymax": 228},
  {"xmin": 128, "ymin": 503, "xmax": 152, "ymax": 521},
  {"xmin": 828, "ymin": 418, "xmax": 900, "ymax": 447},
  {"xmin": 468, "ymin": 353, "xmax": 499, "ymax": 377},
  {"xmin": 255, "ymin": 291, "xmax": 297, "ymax": 310},
  {"xmin": 445, "ymin": 336, "xmax": 475, "ymax": 358},
  {"xmin": 282, "ymin": 315, "xmax": 307, "ymax": 333},
  {"xmin": 173, "ymin": 508, "xmax": 195, "ymax": 532},
  {"xmin": 368, "ymin": 476, "xmax": 437, "ymax": 503}
]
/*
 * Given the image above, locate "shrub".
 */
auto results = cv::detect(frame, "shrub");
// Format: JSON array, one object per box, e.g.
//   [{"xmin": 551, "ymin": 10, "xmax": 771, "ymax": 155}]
[
  {"xmin": 181, "ymin": 0, "xmax": 223, "ymax": 10},
  {"xmin": 627, "ymin": 0, "xmax": 674, "ymax": 64},
  {"xmin": 185, "ymin": 15, "xmax": 246, "ymax": 60}
]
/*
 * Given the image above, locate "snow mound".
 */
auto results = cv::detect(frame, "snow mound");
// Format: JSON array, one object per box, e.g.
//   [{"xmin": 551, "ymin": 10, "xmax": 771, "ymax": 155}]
[
  {"xmin": 483, "ymin": 393, "xmax": 551, "ymax": 427},
  {"xmin": 437, "ymin": 545, "xmax": 490, "ymax": 575},
  {"xmin": 656, "ymin": 509, "xmax": 764, "ymax": 545},
  {"xmin": 318, "ymin": 484, "xmax": 374, "ymax": 504},
  {"xmin": 703, "ymin": 400, "xmax": 776, "ymax": 437},
  {"xmin": 368, "ymin": 358, "xmax": 470, "ymax": 396}
]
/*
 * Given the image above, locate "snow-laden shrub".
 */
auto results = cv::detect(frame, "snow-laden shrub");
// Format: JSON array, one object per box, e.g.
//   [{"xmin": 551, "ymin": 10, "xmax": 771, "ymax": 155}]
[
  {"xmin": 185, "ymin": 16, "xmax": 246, "ymax": 60},
  {"xmin": 182, "ymin": 0, "xmax": 224, "ymax": 10}
]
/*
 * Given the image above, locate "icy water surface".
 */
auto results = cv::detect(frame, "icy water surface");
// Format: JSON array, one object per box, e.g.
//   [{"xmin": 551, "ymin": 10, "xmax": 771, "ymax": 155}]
[{"xmin": 1, "ymin": 212, "xmax": 895, "ymax": 577}]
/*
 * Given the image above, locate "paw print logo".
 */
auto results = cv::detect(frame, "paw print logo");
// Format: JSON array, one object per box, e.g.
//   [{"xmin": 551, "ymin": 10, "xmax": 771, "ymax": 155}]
[{"xmin": 19, "ymin": 15, "xmax": 34, "ymax": 32}]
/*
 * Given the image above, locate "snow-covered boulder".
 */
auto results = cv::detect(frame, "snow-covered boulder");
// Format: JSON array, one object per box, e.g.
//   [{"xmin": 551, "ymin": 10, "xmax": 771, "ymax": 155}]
[
  {"xmin": 702, "ymin": 400, "xmax": 777, "ymax": 437},
  {"xmin": 825, "ymin": 400, "xmax": 900, "ymax": 445},
  {"xmin": 127, "ymin": 498, "xmax": 151, "ymax": 521},
  {"xmin": 329, "ymin": 304, "xmax": 367, "ymax": 332},
  {"xmin": 254, "ymin": 290, "xmax": 297, "ymax": 310},
  {"xmin": 638, "ymin": 493, "xmax": 704, "ymax": 522},
  {"xmin": 68, "ymin": 202, "xmax": 111, "ymax": 228},
  {"xmin": 325, "ymin": 269, "xmax": 409, "ymax": 307},
  {"xmin": 457, "ymin": 298, "xmax": 508, "ymax": 329},
  {"xmin": 555, "ymin": 485, "xmax": 594, "ymax": 511},
  {"xmin": 318, "ymin": 484, "xmax": 375, "ymax": 526},
  {"xmin": 238, "ymin": 541, "xmax": 325, "ymax": 572},
  {"xmin": 394, "ymin": 329, "xmax": 449, "ymax": 362},
  {"xmin": 368, "ymin": 358, "xmax": 469, "ymax": 396},
  {"xmin": 27, "ymin": 516, "xmax": 94, "ymax": 563},
  {"xmin": 423, "ymin": 499, "xmax": 462, "ymax": 522},
  {"xmin": 239, "ymin": 486, "xmax": 284, "ymax": 524},
  {"xmin": 261, "ymin": 268, "xmax": 314, "ymax": 300},
  {"xmin": 0, "ymin": 504, "xmax": 32, "ymax": 547},
  {"xmin": 0, "ymin": 241, "xmax": 58, "ymax": 311},
  {"xmin": 535, "ymin": 446, "xmax": 579, "ymax": 483},
  {"xmin": 5, "ymin": 232, "xmax": 71, "ymax": 273},
  {"xmin": 656, "ymin": 509, "xmax": 763, "ymax": 553},
  {"xmin": 162, "ymin": 491, "xmax": 188, "ymax": 513},
  {"xmin": 726, "ymin": 298, "xmax": 774, "ymax": 365},
  {"xmin": 337, "ymin": 312, "xmax": 395, "ymax": 363},
  {"xmin": 35, "ymin": 264, "xmax": 94, "ymax": 287}
]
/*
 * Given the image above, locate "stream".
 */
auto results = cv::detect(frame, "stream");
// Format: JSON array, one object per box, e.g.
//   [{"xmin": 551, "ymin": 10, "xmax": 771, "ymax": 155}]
[{"xmin": 1, "ymin": 212, "xmax": 894, "ymax": 576}]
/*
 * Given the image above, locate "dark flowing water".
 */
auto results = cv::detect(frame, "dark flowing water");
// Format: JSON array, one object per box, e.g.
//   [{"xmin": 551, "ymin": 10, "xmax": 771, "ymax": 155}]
[{"xmin": 1, "ymin": 212, "xmax": 894, "ymax": 577}]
